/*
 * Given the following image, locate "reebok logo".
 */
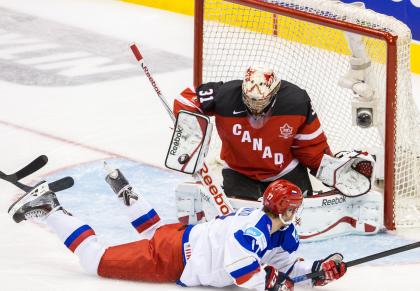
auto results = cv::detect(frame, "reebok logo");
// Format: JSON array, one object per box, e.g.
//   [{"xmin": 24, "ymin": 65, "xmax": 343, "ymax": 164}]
[
  {"xmin": 169, "ymin": 127, "xmax": 183, "ymax": 155},
  {"xmin": 198, "ymin": 163, "xmax": 231, "ymax": 215},
  {"xmin": 322, "ymin": 196, "xmax": 346, "ymax": 207}
]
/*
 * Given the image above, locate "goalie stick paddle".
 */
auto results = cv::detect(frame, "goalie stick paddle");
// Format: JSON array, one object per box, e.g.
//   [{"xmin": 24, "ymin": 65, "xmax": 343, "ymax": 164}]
[
  {"xmin": 130, "ymin": 43, "xmax": 234, "ymax": 216},
  {"xmin": 292, "ymin": 241, "xmax": 420, "ymax": 283},
  {"xmin": 0, "ymin": 155, "xmax": 48, "ymax": 191}
]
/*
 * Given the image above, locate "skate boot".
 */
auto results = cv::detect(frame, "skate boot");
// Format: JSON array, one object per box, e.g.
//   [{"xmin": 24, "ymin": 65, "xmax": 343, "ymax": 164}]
[
  {"xmin": 104, "ymin": 162, "xmax": 138, "ymax": 206},
  {"xmin": 8, "ymin": 181, "xmax": 65, "ymax": 223}
]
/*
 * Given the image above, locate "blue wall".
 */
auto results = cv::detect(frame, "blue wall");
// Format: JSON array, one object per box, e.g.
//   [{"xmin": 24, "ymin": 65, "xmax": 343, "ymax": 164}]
[{"xmin": 341, "ymin": 0, "xmax": 420, "ymax": 41}]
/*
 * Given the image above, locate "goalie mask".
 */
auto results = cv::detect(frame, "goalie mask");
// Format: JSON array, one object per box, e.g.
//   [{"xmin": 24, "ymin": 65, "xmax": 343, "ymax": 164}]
[
  {"xmin": 263, "ymin": 180, "xmax": 303, "ymax": 226},
  {"xmin": 242, "ymin": 66, "xmax": 281, "ymax": 116}
]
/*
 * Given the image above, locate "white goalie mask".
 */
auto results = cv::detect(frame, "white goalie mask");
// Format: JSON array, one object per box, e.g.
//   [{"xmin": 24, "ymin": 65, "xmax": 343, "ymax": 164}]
[{"xmin": 242, "ymin": 66, "xmax": 281, "ymax": 116}]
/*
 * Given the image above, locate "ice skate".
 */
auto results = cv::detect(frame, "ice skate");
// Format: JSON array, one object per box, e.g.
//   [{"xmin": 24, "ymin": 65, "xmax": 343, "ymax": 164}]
[
  {"xmin": 8, "ymin": 181, "xmax": 64, "ymax": 223},
  {"xmin": 104, "ymin": 162, "xmax": 138, "ymax": 206}
]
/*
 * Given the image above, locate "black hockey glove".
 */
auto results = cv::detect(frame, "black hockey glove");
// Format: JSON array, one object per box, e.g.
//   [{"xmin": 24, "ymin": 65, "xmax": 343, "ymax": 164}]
[
  {"xmin": 311, "ymin": 253, "xmax": 347, "ymax": 286},
  {"xmin": 265, "ymin": 265, "xmax": 294, "ymax": 291}
]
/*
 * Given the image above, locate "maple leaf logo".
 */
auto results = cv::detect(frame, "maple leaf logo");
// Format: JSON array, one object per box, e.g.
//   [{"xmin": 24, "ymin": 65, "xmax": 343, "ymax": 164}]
[{"xmin": 279, "ymin": 123, "xmax": 293, "ymax": 139}]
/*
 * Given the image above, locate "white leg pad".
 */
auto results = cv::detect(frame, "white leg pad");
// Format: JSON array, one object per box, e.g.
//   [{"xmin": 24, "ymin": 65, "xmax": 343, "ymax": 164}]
[{"xmin": 298, "ymin": 191, "xmax": 384, "ymax": 241}]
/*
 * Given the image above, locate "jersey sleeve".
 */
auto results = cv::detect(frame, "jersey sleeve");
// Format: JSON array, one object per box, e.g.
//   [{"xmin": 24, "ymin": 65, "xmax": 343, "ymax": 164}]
[
  {"xmin": 267, "ymin": 251, "xmax": 313, "ymax": 288},
  {"xmin": 223, "ymin": 221, "xmax": 271, "ymax": 291},
  {"xmin": 292, "ymin": 93, "xmax": 332, "ymax": 173},
  {"xmin": 173, "ymin": 87, "xmax": 203, "ymax": 117},
  {"xmin": 173, "ymin": 82, "xmax": 223, "ymax": 117},
  {"xmin": 265, "ymin": 225, "xmax": 313, "ymax": 287}
]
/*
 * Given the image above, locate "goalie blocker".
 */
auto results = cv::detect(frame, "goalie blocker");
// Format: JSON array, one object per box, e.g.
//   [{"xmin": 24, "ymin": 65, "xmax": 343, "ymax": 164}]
[{"xmin": 165, "ymin": 110, "xmax": 212, "ymax": 174}]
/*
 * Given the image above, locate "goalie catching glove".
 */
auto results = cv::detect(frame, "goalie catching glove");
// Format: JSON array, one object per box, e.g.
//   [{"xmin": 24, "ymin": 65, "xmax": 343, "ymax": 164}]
[
  {"xmin": 265, "ymin": 266, "xmax": 294, "ymax": 291},
  {"xmin": 316, "ymin": 150, "xmax": 375, "ymax": 197},
  {"xmin": 311, "ymin": 253, "xmax": 347, "ymax": 286}
]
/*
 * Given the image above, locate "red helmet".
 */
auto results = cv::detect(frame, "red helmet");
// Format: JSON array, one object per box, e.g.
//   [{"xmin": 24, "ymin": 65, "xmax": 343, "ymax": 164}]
[{"xmin": 263, "ymin": 180, "xmax": 303, "ymax": 216}]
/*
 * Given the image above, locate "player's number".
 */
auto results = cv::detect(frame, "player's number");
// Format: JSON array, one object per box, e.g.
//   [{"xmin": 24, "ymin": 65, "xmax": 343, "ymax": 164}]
[{"xmin": 198, "ymin": 89, "xmax": 214, "ymax": 103}]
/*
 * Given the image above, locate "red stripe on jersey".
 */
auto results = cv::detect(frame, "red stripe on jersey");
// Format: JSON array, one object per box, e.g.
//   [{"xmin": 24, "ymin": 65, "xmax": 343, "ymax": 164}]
[
  {"xmin": 135, "ymin": 214, "xmax": 161, "ymax": 234},
  {"xmin": 68, "ymin": 229, "xmax": 95, "ymax": 253},
  {"xmin": 235, "ymin": 267, "xmax": 261, "ymax": 285}
]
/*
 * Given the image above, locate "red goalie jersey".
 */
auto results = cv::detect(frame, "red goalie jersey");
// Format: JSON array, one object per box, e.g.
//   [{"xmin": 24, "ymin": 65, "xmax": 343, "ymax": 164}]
[{"xmin": 173, "ymin": 80, "xmax": 331, "ymax": 181}]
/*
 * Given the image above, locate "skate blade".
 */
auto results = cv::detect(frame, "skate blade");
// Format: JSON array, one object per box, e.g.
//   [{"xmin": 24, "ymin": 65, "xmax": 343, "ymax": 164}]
[{"xmin": 7, "ymin": 181, "xmax": 49, "ymax": 218}]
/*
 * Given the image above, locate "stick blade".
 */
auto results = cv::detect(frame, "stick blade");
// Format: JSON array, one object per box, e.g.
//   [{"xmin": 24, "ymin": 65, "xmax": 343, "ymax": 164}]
[
  {"xmin": 49, "ymin": 176, "xmax": 74, "ymax": 192},
  {"xmin": 14, "ymin": 155, "xmax": 48, "ymax": 181}
]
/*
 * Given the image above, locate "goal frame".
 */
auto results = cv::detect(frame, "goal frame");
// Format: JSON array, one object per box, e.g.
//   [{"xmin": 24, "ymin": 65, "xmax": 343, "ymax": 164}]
[{"xmin": 193, "ymin": 0, "xmax": 399, "ymax": 230}]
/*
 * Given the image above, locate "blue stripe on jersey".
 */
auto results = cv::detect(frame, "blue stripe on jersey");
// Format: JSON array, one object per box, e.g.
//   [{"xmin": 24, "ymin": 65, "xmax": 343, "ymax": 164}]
[
  {"xmin": 234, "ymin": 214, "xmax": 271, "ymax": 258},
  {"xmin": 269, "ymin": 224, "xmax": 299, "ymax": 253},
  {"xmin": 176, "ymin": 280, "xmax": 187, "ymax": 287},
  {"xmin": 181, "ymin": 224, "xmax": 194, "ymax": 265},
  {"xmin": 230, "ymin": 259, "xmax": 260, "ymax": 279},
  {"xmin": 64, "ymin": 225, "xmax": 92, "ymax": 248},
  {"xmin": 131, "ymin": 209, "xmax": 159, "ymax": 229}
]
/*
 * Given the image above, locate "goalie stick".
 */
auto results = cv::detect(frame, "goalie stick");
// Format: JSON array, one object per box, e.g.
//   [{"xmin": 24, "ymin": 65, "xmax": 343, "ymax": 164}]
[
  {"xmin": 130, "ymin": 43, "xmax": 234, "ymax": 216},
  {"xmin": 0, "ymin": 155, "xmax": 74, "ymax": 193},
  {"xmin": 293, "ymin": 241, "xmax": 420, "ymax": 283}
]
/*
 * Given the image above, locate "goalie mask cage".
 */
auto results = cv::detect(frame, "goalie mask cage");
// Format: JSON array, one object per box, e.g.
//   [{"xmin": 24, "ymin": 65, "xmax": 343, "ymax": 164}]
[{"xmin": 194, "ymin": 0, "xmax": 420, "ymax": 230}]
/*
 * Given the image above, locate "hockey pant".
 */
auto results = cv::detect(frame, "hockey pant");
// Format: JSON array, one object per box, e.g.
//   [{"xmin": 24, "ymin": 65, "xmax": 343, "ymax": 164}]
[
  {"xmin": 222, "ymin": 163, "xmax": 313, "ymax": 199},
  {"xmin": 46, "ymin": 198, "xmax": 186, "ymax": 282}
]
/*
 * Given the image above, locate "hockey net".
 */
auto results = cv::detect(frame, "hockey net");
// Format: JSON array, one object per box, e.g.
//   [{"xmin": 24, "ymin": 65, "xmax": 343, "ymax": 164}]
[{"xmin": 194, "ymin": 0, "xmax": 420, "ymax": 229}]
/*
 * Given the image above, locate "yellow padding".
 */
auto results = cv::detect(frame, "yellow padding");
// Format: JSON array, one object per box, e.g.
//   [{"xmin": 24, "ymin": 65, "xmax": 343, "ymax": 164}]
[
  {"xmin": 411, "ymin": 43, "xmax": 420, "ymax": 74},
  {"xmin": 121, "ymin": 0, "xmax": 194, "ymax": 15},
  {"xmin": 124, "ymin": 0, "xmax": 419, "ymax": 74}
]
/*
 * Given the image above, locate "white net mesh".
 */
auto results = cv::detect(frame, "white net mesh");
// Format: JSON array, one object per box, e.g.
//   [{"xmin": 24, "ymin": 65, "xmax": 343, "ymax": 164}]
[{"xmin": 198, "ymin": 0, "xmax": 420, "ymax": 228}]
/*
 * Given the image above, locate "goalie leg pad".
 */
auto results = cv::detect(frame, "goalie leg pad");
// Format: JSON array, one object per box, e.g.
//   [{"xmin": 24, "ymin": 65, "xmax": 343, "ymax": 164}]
[
  {"xmin": 175, "ymin": 182, "xmax": 205, "ymax": 225},
  {"xmin": 298, "ymin": 190, "xmax": 384, "ymax": 241}
]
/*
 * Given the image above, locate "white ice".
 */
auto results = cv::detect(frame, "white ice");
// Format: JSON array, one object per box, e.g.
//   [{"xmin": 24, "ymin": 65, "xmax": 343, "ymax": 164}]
[{"xmin": 0, "ymin": 0, "xmax": 419, "ymax": 291}]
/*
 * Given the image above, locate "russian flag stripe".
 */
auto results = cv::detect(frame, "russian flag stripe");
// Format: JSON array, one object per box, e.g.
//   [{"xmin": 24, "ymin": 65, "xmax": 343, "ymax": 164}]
[
  {"xmin": 64, "ymin": 225, "xmax": 95, "ymax": 253},
  {"xmin": 235, "ymin": 267, "xmax": 260, "ymax": 285},
  {"xmin": 230, "ymin": 260, "xmax": 260, "ymax": 285},
  {"xmin": 131, "ymin": 209, "xmax": 160, "ymax": 233}
]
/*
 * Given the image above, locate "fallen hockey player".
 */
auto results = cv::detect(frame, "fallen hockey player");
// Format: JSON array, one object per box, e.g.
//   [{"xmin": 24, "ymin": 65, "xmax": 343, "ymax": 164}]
[{"xmin": 6, "ymin": 162, "xmax": 346, "ymax": 291}]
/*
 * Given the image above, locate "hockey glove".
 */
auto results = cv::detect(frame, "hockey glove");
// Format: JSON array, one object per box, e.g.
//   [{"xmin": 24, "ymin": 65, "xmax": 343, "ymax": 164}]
[
  {"xmin": 316, "ymin": 150, "xmax": 375, "ymax": 196},
  {"xmin": 311, "ymin": 253, "xmax": 347, "ymax": 286},
  {"xmin": 265, "ymin": 265, "xmax": 294, "ymax": 291}
]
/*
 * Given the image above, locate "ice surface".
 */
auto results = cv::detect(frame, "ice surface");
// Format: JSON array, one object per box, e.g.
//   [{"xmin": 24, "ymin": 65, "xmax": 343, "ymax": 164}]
[{"xmin": 0, "ymin": 0, "xmax": 419, "ymax": 291}]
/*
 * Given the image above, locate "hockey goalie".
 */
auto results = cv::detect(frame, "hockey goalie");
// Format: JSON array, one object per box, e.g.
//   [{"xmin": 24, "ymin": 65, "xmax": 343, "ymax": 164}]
[{"xmin": 168, "ymin": 61, "xmax": 383, "ymax": 240}]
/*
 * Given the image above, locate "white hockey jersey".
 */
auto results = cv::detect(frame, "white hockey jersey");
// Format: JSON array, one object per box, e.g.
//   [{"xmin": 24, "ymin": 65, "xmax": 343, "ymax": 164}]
[{"xmin": 178, "ymin": 208, "xmax": 313, "ymax": 290}]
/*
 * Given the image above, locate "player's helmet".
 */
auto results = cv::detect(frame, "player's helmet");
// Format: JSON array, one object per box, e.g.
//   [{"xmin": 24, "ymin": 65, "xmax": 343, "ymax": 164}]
[
  {"xmin": 242, "ymin": 66, "xmax": 281, "ymax": 116},
  {"xmin": 263, "ymin": 180, "xmax": 303, "ymax": 223}
]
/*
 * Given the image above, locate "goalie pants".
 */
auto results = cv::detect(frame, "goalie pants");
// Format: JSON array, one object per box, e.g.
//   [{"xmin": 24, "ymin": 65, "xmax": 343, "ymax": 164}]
[{"xmin": 222, "ymin": 163, "xmax": 313, "ymax": 200}]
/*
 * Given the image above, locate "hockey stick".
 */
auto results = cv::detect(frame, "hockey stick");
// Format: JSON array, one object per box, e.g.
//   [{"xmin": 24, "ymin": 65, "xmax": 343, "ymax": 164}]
[
  {"xmin": 293, "ymin": 241, "xmax": 420, "ymax": 283},
  {"xmin": 0, "ymin": 155, "xmax": 48, "ymax": 192},
  {"xmin": 0, "ymin": 155, "xmax": 74, "ymax": 193},
  {"xmin": 130, "ymin": 43, "xmax": 234, "ymax": 216},
  {"xmin": 49, "ymin": 176, "xmax": 75, "ymax": 192}
]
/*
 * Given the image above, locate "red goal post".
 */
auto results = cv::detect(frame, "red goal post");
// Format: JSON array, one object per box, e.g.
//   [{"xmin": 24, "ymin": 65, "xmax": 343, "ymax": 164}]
[{"xmin": 193, "ymin": 0, "xmax": 420, "ymax": 230}]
